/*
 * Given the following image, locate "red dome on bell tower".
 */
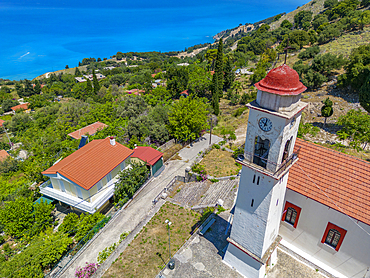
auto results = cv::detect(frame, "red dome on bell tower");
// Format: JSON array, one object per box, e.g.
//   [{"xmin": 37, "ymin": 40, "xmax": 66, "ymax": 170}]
[{"xmin": 255, "ymin": 64, "xmax": 306, "ymax": 95}]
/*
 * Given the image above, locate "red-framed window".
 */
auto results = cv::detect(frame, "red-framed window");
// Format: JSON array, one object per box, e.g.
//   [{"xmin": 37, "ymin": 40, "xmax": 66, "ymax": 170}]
[
  {"xmin": 321, "ymin": 222, "xmax": 347, "ymax": 251},
  {"xmin": 281, "ymin": 201, "xmax": 301, "ymax": 228}
]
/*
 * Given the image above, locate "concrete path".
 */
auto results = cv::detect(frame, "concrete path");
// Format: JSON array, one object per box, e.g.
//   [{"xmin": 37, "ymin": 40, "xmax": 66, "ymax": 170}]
[{"xmin": 58, "ymin": 134, "xmax": 222, "ymax": 278}]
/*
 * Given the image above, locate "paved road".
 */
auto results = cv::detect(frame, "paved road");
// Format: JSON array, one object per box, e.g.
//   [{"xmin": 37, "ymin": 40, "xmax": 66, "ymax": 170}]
[{"xmin": 59, "ymin": 134, "xmax": 222, "ymax": 278}]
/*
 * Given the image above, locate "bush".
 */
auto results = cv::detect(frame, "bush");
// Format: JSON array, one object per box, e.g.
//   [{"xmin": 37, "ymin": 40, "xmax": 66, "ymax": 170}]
[
  {"xmin": 233, "ymin": 107, "xmax": 247, "ymax": 118},
  {"xmin": 75, "ymin": 262, "xmax": 99, "ymax": 278},
  {"xmin": 298, "ymin": 46, "xmax": 320, "ymax": 60},
  {"xmin": 199, "ymin": 207, "xmax": 214, "ymax": 223},
  {"xmin": 0, "ymin": 235, "xmax": 4, "ymax": 245}
]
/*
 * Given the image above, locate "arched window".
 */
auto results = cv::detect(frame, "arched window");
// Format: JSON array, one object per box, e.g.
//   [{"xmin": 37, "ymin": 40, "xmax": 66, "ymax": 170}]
[
  {"xmin": 285, "ymin": 207, "xmax": 297, "ymax": 226},
  {"xmin": 325, "ymin": 229, "xmax": 341, "ymax": 248},
  {"xmin": 253, "ymin": 136, "xmax": 270, "ymax": 169},
  {"xmin": 281, "ymin": 136, "xmax": 293, "ymax": 164}
]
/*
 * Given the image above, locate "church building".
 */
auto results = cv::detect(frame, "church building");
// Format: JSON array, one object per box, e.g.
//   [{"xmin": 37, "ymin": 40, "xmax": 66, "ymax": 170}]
[{"xmin": 223, "ymin": 64, "xmax": 370, "ymax": 278}]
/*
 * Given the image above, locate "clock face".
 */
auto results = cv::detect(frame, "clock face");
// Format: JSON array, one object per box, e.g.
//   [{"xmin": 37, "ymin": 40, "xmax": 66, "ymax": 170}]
[{"xmin": 259, "ymin": 117, "xmax": 272, "ymax": 132}]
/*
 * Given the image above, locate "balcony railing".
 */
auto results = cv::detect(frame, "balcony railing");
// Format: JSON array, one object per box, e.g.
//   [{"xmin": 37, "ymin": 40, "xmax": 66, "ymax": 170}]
[{"xmin": 236, "ymin": 147, "xmax": 300, "ymax": 180}]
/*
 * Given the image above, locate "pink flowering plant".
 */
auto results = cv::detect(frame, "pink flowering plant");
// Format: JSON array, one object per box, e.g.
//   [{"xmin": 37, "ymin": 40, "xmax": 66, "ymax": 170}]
[{"xmin": 75, "ymin": 262, "xmax": 99, "ymax": 278}]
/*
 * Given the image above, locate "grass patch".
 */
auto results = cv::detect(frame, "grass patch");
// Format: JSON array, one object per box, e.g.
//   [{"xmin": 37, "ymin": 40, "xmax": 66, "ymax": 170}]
[
  {"xmin": 200, "ymin": 149, "xmax": 241, "ymax": 177},
  {"xmin": 213, "ymin": 99, "xmax": 249, "ymax": 138},
  {"xmin": 163, "ymin": 144, "xmax": 182, "ymax": 161},
  {"xmin": 102, "ymin": 203, "xmax": 200, "ymax": 278}
]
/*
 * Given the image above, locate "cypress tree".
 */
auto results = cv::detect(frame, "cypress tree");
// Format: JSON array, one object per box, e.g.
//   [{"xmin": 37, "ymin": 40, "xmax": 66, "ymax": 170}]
[
  {"xmin": 321, "ymin": 97, "xmax": 333, "ymax": 127},
  {"xmin": 223, "ymin": 57, "xmax": 235, "ymax": 90},
  {"xmin": 33, "ymin": 80, "xmax": 41, "ymax": 94},
  {"xmin": 211, "ymin": 73, "xmax": 220, "ymax": 115},
  {"xmin": 86, "ymin": 79, "xmax": 93, "ymax": 96},
  {"xmin": 75, "ymin": 67, "xmax": 81, "ymax": 76},
  {"xmin": 92, "ymin": 70, "xmax": 100, "ymax": 93},
  {"xmin": 214, "ymin": 38, "xmax": 224, "ymax": 97}
]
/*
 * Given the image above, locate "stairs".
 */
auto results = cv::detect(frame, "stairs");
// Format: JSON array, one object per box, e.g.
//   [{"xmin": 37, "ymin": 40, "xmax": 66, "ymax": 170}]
[{"xmin": 198, "ymin": 179, "xmax": 238, "ymax": 209}]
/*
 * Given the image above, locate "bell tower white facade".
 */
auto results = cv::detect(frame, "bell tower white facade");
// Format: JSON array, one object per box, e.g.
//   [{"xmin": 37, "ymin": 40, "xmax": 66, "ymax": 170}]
[{"xmin": 223, "ymin": 64, "xmax": 308, "ymax": 278}]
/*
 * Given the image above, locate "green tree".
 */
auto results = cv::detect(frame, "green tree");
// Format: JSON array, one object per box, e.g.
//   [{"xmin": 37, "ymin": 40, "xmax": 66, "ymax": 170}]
[
  {"xmin": 321, "ymin": 97, "xmax": 334, "ymax": 126},
  {"xmin": 289, "ymin": 30, "xmax": 310, "ymax": 49},
  {"xmin": 167, "ymin": 96, "xmax": 210, "ymax": 141},
  {"xmin": 223, "ymin": 57, "xmax": 235, "ymax": 91},
  {"xmin": 2, "ymin": 99, "xmax": 19, "ymax": 112},
  {"xmin": 166, "ymin": 66, "xmax": 189, "ymax": 98},
  {"xmin": 187, "ymin": 66, "xmax": 212, "ymax": 98},
  {"xmin": 312, "ymin": 14, "xmax": 329, "ymax": 31},
  {"xmin": 324, "ymin": 0, "xmax": 338, "ymax": 8},
  {"xmin": 58, "ymin": 213, "xmax": 79, "ymax": 236},
  {"xmin": 359, "ymin": 74, "xmax": 370, "ymax": 113},
  {"xmin": 298, "ymin": 46, "xmax": 320, "ymax": 60},
  {"xmin": 294, "ymin": 10, "xmax": 313, "ymax": 29},
  {"xmin": 75, "ymin": 67, "xmax": 82, "ymax": 76},
  {"xmin": 338, "ymin": 44, "xmax": 370, "ymax": 91},
  {"xmin": 337, "ymin": 109, "xmax": 370, "ymax": 150},
  {"xmin": 280, "ymin": 19, "xmax": 293, "ymax": 29},
  {"xmin": 205, "ymin": 49, "xmax": 218, "ymax": 70},
  {"xmin": 33, "ymin": 80, "xmax": 41, "ymax": 94},
  {"xmin": 214, "ymin": 38, "xmax": 224, "ymax": 95},
  {"xmin": 86, "ymin": 78, "xmax": 93, "ymax": 96},
  {"xmin": 30, "ymin": 200, "xmax": 55, "ymax": 237},
  {"xmin": 114, "ymin": 161, "xmax": 149, "ymax": 201},
  {"xmin": 0, "ymin": 197, "xmax": 33, "ymax": 238}
]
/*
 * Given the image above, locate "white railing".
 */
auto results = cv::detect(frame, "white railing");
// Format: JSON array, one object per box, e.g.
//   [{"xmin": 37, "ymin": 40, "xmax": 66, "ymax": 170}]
[{"xmin": 40, "ymin": 178, "xmax": 118, "ymax": 214}]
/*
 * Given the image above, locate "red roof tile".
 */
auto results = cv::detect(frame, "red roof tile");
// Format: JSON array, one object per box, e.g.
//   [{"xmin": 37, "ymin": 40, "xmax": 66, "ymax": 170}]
[
  {"xmin": 68, "ymin": 122, "xmax": 108, "ymax": 140},
  {"xmin": 11, "ymin": 103, "xmax": 29, "ymax": 111},
  {"xmin": 0, "ymin": 150, "xmax": 9, "ymax": 161},
  {"xmin": 0, "ymin": 119, "xmax": 5, "ymax": 127},
  {"xmin": 42, "ymin": 137, "xmax": 133, "ymax": 190},
  {"xmin": 131, "ymin": 146, "xmax": 163, "ymax": 166},
  {"xmin": 288, "ymin": 138, "xmax": 370, "ymax": 226}
]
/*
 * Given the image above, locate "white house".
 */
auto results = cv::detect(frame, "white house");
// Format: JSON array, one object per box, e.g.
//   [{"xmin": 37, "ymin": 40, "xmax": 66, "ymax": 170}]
[
  {"xmin": 281, "ymin": 138, "xmax": 370, "ymax": 278},
  {"xmin": 40, "ymin": 137, "xmax": 133, "ymax": 214}
]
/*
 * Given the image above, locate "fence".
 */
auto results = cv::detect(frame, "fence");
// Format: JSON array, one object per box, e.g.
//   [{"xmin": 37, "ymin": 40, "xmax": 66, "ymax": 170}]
[
  {"xmin": 158, "ymin": 139, "xmax": 175, "ymax": 152},
  {"xmin": 49, "ymin": 175, "xmax": 155, "ymax": 278}
]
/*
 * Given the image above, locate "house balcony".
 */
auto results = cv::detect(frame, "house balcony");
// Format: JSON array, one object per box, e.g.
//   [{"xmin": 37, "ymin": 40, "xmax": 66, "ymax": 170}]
[
  {"xmin": 39, "ymin": 177, "xmax": 119, "ymax": 214},
  {"xmin": 236, "ymin": 148, "xmax": 300, "ymax": 180}
]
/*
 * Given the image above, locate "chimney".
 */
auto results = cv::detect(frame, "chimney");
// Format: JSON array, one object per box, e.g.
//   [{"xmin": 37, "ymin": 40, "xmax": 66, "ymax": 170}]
[{"xmin": 110, "ymin": 136, "xmax": 116, "ymax": 146}]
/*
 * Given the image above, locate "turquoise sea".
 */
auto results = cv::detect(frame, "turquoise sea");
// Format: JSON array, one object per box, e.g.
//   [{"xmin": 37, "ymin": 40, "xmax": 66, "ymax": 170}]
[{"xmin": 0, "ymin": 0, "xmax": 309, "ymax": 80}]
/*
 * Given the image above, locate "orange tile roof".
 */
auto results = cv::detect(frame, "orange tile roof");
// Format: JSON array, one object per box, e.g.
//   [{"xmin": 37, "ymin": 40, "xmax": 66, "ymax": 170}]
[
  {"xmin": 131, "ymin": 146, "xmax": 163, "ymax": 166},
  {"xmin": 68, "ymin": 121, "xmax": 108, "ymax": 140},
  {"xmin": 11, "ymin": 103, "xmax": 29, "ymax": 111},
  {"xmin": 0, "ymin": 119, "xmax": 5, "ymax": 127},
  {"xmin": 288, "ymin": 138, "xmax": 370, "ymax": 226},
  {"xmin": 42, "ymin": 137, "xmax": 133, "ymax": 190},
  {"xmin": 0, "ymin": 150, "xmax": 9, "ymax": 161}
]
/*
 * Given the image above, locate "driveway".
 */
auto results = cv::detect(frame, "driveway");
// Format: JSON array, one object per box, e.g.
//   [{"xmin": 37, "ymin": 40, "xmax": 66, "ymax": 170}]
[{"xmin": 58, "ymin": 133, "xmax": 222, "ymax": 278}]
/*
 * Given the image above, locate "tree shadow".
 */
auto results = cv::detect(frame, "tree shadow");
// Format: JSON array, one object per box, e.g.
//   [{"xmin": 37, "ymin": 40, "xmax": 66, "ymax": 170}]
[{"xmin": 311, "ymin": 121, "xmax": 342, "ymax": 135}]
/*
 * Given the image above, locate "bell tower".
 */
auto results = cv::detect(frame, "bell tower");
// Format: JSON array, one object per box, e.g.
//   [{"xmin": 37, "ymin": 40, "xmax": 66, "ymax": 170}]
[{"xmin": 223, "ymin": 64, "xmax": 308, "ymax": 278}]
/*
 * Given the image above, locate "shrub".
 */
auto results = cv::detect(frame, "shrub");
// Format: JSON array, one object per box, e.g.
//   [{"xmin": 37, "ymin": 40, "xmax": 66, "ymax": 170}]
[
  {"xmin": 75, "ymin": 262, "xmax": 99, "ymax": 278},
  {"xmin": 200, "ymin": 207, "xmax": 214, "ymax": 223},
  {"xmin": 0, "ymin": 235, "xmax": 4, "ymax": 245},
  {"xmin": 298, "ymin": 46, "xmax": 320, "ymax": 60},
  {"xmin": 232, "ymin": 107, "xmax": 248, "ymax": 117}
]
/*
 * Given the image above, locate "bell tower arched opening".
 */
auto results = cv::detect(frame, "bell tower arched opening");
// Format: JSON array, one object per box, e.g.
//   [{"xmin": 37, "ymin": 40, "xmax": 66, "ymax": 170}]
[{"xmin": 253, "ymin": 136, "xmax": 270, "ymax": 169}]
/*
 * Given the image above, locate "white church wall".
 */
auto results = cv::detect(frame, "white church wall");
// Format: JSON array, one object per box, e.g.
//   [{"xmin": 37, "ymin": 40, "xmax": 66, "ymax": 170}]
[
  {"xmin": 223, "ymin": 243, "xmax": 266, "ymax": 278},
  {"xmin": 280, "ymin": 189, "xmax": 370, "ymax": 278}
]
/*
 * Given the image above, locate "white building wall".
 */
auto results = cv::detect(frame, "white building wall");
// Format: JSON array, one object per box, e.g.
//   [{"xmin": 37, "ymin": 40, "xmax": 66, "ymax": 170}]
[{"xmin": 281, "ymin": 189, "xmax": 370, "ymax": 278}]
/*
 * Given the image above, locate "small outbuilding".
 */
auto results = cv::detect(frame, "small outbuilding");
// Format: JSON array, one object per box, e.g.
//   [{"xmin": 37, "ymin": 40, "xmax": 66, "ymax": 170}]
[{"xmin": 131, "ymin": 146, "xmax": 164, "ymax": 176}]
